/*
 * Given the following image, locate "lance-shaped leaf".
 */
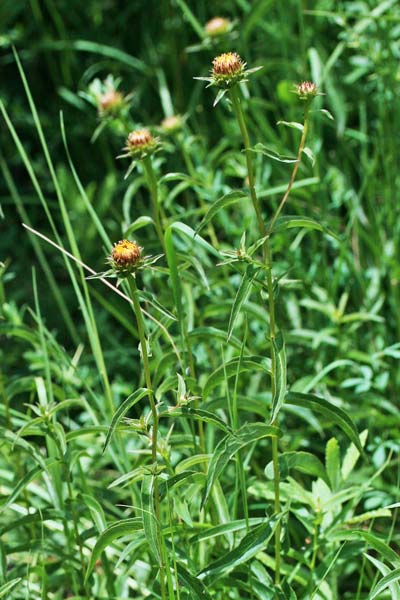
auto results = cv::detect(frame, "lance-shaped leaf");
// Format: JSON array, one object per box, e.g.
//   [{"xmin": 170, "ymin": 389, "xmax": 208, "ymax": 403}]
[
  {"xmin": 103, "ymin": 388, "xmax": 149, "ymax": 452},
  {"xmin": 85, "ymin": 518, "xmax": 143, "ymax": 583},
  {"xmin": 196, "ymin": 190, "xmax": 248, "ymax": 234},
  {"xmin": 228, "ymin": 265, "xmax": 258, "ymax": 341},
  {"xmin": 202, "ymin": 423, "xmax": 280, "ymax": 508},
  {"xmin": 285, "ymin": 392, "xmax": 363, "ymax": 453},
  {"xmin": 199, "ymin": 515, "xmax": 280, "ymax": 582},
  {"xmin": 270, "ymin": 332, "xmax": 287, "ymax": 424}
]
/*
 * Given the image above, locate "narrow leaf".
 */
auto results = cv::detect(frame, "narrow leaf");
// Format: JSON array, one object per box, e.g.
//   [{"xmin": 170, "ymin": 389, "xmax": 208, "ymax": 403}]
[
  {"xmin": 285, "ymin": 392, "xmax": 363, "ymax": 453},
  {"xmin": 196, "ymin": 191, "xmax": 247, "ymax": 234},
  {"xmin": 0, "ymin": 579, "xmax": 22, "ymax": 598},
  {"xmin": 270, "ymin": 332, "xmax": 287, "ymax": 423},
  {"xmin": 200, "ymin": 517, "xmax": 280, "ymax": 582},
  {"xmin": 85, "ymin": 518, "xmax": 143, "ymax": 583},
  {"xmin": 204, "ymin": 356, "xmax": 271, "ymax": 398},
  {"xmin": 202, "ymin": 423, "xmax": 280, "ymax": 507},
  {"xmin": 103, "ymin": 388, "xmax": 149, "ymax": 452},
  {"xmin": 228, "ymin": 265, "xmax": 258, "ymax": 341},
  {"xmin": 141, "ymin": 473, "xmax": 161, "ymax": 565}
]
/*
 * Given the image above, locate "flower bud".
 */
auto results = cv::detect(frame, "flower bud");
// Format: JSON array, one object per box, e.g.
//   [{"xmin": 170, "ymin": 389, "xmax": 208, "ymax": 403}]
[
  {"xmin": 205, "ymin": 17, "xmax": 230, "ymax": 37},
  {"xmin": 296, "ymin": 81, "xmax": 318, "ymax": 101},
  {"xmin": 99, "ymin": 89, "xmax": 124, "ymax": 116},
  {"xmin": 161, "ymin": 114, "xmax": 183, "ymax": 134},
  {"xmin": 124, "ymin": 129, "xmax": 158, "ymax": 159},
  {"xmin": 109, "ymin": 240, "xmax": 143, "ymax": 275}
]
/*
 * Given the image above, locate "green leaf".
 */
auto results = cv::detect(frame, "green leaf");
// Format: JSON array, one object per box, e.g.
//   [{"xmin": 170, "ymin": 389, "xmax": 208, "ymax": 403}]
[
  {"xmin": 270, "ymin": 332, "xmax": 286, "ymax": 423},
  {"xmin": 326, "ymin": 437, "xmax": 341, "ymax": 490},
  {"xmin": 159, "ymin": 406, "xmax": 232, "ymax": 433},
  {"xmin": 176, "ymin": 563, "xmax": 212, "ymax": 599},
  {"xmin": 329, "ymin": 531, "xmax": 400, "ymax": 569},
  {"xmin": 203, "ymin": 356, "xmax": 271, "ymax": 398},
  {"xmin": 0, "ymin": 578, "xmax": 22, "ymax": 598},
  {"xmin": 190, "ymin": 518, "xmax": 265, "ymax": 543},
  {"xmin": 85, "ymin": 518, "xmax": 143, "ymax": 583},
  {"xmin": 202, "ymin": 423, "xmax": 280, "ymax": 507},
  {"xmin": 170, "ymin": 221, "xmax": 221, "ymax": 259},
  {"xmin": 214, "ymin": 88, "xmax": 228, "ymax": 107},
  {"xmin": 228, "ymin": 265, "xmax": 258, "ymax": 341},
  {"xmin": 285, "ymin": 392, "xmax": 363, "ymax": 453},
  {"xmin": 277, "ymin": 120, "xmax": 304, "ymax": 131},
  {"xmin": 267, "ymin": 215, "xmax": 339, "ymax": 240},
  {"xmin": 365, "ymin": 555, "xmax": 400, "ymax": 600},
  {"xmin": 0, "ymin": 458, "xmax": 59, "ymax": 511},
  {"xmin": 265, "ymin": 451, "xmax": 329, "ymax": 486},
  {"xmin": 341, "ymin": 429, "xmax": 368, "ymax": 480},
  {"xmin": 199, "ymin": 516, "xmax": 280, "ymax": 582},
  {"xmin": 124, "ymin": 216, "xmax": 154, "ymax": 237},
  {"xmin": 251, "ymin": 143, "xmax": 297, "ymax": 163},
  {"xmin": 188, "ymin": 326, "xmax": 242, "ymax": 349},
  {"xmin": 103, "ymin": 388, "xmax": 149, "ymax": 452},
  {"xmin": 141, "ymin": 473, "xmax": 161, "ymax": 565},
  {"xmin": 196, "ymin": 190, "xmax": 247, "ymax": 234}
]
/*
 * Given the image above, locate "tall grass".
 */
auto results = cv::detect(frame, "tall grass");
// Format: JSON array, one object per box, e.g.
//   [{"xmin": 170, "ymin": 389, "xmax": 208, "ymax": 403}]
[{"xmin": 1, "ymin": 1, "xmax": 399, "ymax": 599}]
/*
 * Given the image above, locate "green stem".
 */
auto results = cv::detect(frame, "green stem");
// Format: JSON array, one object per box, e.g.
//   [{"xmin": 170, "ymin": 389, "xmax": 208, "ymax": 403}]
[
  {"xmin": 268, "ymin": 109, "xmax": 310, "ymax": 234},
  {"xmin": 127, "ymin": 275, "xmax": 167, "ymax": 600},
  {"xmin": 229, "ymin": 85, "xmax": 281, "ymax": 583},
  {"xmin": 142, "ymin": 156, "xmax": 166, "ymax": 253}
]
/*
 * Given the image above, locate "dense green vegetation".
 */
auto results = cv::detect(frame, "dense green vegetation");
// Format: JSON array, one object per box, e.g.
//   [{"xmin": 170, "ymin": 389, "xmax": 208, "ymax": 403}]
[{"xmin": 1, "ymin": 1, "xmax": 400, "ymax": 598}]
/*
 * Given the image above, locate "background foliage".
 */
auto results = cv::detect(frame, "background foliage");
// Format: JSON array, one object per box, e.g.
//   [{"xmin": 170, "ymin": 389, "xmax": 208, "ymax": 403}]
[{"xmin": 1, "ymin": 1, "xmax": 399, "ymax": 599}]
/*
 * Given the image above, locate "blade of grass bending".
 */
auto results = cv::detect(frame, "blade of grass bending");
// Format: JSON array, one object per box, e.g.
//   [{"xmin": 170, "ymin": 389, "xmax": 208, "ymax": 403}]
[
  {"xmin": 13, "ymin": 48, "xmax": 114, "ymax": 414},
  {"xmin": 60, "ymin": 112, "xmax": 111, "ymax": 248},
  {"xmin": 0, "ymin": 153, "xmax": 79, "ymax": 344}
]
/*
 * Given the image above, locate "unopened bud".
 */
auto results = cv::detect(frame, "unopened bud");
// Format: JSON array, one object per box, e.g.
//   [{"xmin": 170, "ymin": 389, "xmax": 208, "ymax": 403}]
[
  {"xmin": 124, "ymin": 129, "xmax": 158, "ymax": 159},
  {"xmin": 161, "ymin": 115, "xmax": 183, "ymax": 134},
  {"xmin": 99, "ymin": 90, "xmax": 124, "ymax": 115},
  {"xmin": 205, "ymin": 17, "xmax": 230, "ymax": 37},
  {"xmin": 296, "ymin": 81, "xmax": 318, "ymax": 101},
  {"xmin": 109, "ymin": 240, "xmax": 143, "ymax": 275}
]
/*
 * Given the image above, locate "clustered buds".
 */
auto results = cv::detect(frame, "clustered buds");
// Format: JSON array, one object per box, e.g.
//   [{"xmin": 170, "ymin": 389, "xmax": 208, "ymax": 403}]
[
  {"xmin": 211, "ymin": 52, "xmax": 245, "ymax": 86},
  {"xmin": 109, "ymin": 239, "xmax": 143, "ymax": 275},
  {"xmin": 205, "ymin": 16, "xmax": 231, "ymax": 37},
  {"xmin": 123, "ymin": 128, "xmax": 158, "ymax": 159},
  {"xmin": 296, "ymin": 81, "xmax": 318, "ymax": 102},
  {"xmin": 161, "ymin": 114, "xmax": 183, "ymax": 134}
]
